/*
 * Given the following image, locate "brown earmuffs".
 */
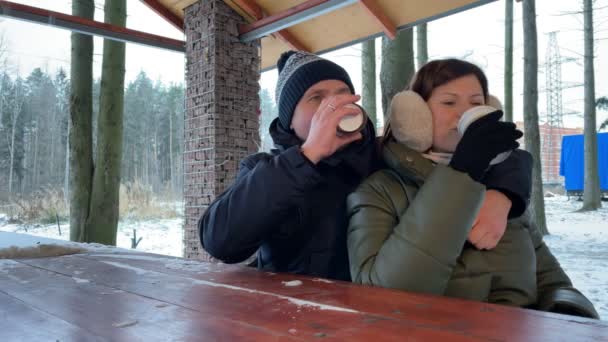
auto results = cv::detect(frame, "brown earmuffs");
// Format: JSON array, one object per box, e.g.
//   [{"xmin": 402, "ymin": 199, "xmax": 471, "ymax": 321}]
[{"xmin": 386, "ymin": 90, "xmax": 503, "ymax": 152}]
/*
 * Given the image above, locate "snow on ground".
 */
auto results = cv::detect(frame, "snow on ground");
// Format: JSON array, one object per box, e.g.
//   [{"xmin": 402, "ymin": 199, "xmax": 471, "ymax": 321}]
[
  {"xmin": 0, "ymin": 214, "xmax": 183, "ymax": 257},
  {"xmin": 1, "ymin": 195, "xmax": 606, "ymax": 319},
  {"xmin": 543, "ymin": 195, "xmax": 608, "ymax": 319}
]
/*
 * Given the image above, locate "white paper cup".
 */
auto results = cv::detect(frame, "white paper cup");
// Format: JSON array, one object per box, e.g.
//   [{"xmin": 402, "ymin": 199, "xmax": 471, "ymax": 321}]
[
  {"xmin": 457, "ymin": 105, "xmax": 511, "ymax": 165},
  {"xmin": 338, "ymin": 104, "xmax": 367, "ymax": 134}
]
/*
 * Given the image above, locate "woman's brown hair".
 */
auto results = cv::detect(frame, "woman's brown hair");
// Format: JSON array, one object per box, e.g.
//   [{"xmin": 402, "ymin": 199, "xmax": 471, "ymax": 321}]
[
  {"xmin": 410, "ymin": 59, "xmax": 489, "ymax": 101},
  {"xmin": 383, "ymin": 58, "xmax": 489, "ymax": 143}
]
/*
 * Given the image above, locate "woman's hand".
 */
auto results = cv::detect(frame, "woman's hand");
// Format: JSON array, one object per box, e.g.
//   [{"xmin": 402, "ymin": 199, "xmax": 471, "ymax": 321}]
[
  {"xmin": 450, "ymin": 111, "xmax": 522, "ymax": 182},
  {"xmin": 468, "ymin": 190, "xmax": 512, "ymax": 250}
]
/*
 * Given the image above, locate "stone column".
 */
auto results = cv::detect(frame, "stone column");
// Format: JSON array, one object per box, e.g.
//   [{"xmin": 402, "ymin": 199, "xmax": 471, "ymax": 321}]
[{"xmin": 183, "ymin": 0, "xmax": 260, "ymax": 260}]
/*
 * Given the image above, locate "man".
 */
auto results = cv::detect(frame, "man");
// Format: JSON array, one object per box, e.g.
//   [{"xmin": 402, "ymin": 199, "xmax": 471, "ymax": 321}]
[{"xmin": 199, "ymin": 51, "xmax": 379, "ymax": 280}]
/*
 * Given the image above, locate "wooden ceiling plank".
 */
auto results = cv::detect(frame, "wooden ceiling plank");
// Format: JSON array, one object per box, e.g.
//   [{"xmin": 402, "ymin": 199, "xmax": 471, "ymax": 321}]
[{"xmin": 358, "ymin": 0, "xmax": 396, "ymax": 39}]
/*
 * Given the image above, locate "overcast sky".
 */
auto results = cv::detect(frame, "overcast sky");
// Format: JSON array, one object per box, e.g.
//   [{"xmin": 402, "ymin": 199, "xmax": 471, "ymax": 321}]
[{"xmin": 1, "ymin": 0, "xmax": 607, "ymax": 128}]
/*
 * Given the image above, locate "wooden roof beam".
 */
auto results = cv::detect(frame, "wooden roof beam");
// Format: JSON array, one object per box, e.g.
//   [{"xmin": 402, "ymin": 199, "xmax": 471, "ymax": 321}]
[
  {"xmin": 232, "ymin": 0, "xmax": 263, "ymax": 20},
  {"xmin": 358, "ymin": 0, "xmax": 396, "ymax": 40},
  {"xmin": 140, "ymin": 0, "xmax": 184, "ymax": 32},
  {"xmin": 239, "ymin": 0, "xmax": 357, "ymax": 42},
  {"xmin": 273, "ymin": 29, "xmax": 308, "ymax": 52},
  {"xmin": 0, "ymin": 0, "xmax": 185, "ymax": 52},
  {"xmin": 232, "ymin": 0, "xmax": 309, "ymax": 51}
]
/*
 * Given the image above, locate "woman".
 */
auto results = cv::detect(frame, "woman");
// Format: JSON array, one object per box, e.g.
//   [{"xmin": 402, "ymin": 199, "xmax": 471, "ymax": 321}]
[{"xmin": 347, "ymin": 59, "xmax": 598, "ymax": 318}]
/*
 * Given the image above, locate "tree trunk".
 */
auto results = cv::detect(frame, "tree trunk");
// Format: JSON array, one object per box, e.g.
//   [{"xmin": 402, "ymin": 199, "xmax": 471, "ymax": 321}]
[
  {"xmin": 85, "ymin": 0, "xmax": 126, "ymax": 245},
  {"xmin": 380, "ymin": 29, "xmax": 415, "ymax": 118},
  {"xmin": 361, "ymin": 39, "xmax": 377, "ymax": 128},
  {"xmin": 133, "ymin": 145, "xmax": 138, "ymax": 181},
  {"xmin": 522, "ymin": 0, "xmax": 548, "ymax": 235},
  {"xmin": 50, "ymin": 108, "xmax": 56, "ymax": 177},
  {"xmin": 145, "ymin": 131, "xmax": 150, "ymax": 185},
  {"xmin": 69, "ymin": 0, "xmax": 94, "ymax": 242},
  {"xmin": 169, "ymin": 108, "xmax": 174, "ymax": 194},
  {"xmin": 64, "ymin": 115, "xmax": 70, "ymax": 207},
  {"xmin": 504, "ymin": 0, "xmax": 514, "ymax": 122},
  {"xmin": 8, "ymin": 115, "xmax": 16, "ymax": 198},
  {"xmin": 416, "ymin": 23, "xmax": 428, "ymax": 69},
  {"xmin": 136, "ymin": 146, "xmax": 139, "ymax": 182},
  {"xmin": 8, "ymin": 92, "xmax": 23, "ymax": 199},
  {"xmin": 581, "ymin": 0, "xmax": 602, "ymax": 211},
  {"xmin": 154, "ymin": 127, "xmax": 160, "ymax": 191},
  {"xmin": 21, "ymin": 130, "xmax": 29, "ymax": 195},
  {"xmin": 599, "ymin": 97, "xmax": 608, "ymax": 131},
  {"xmin": 33, "ymin": 117, "xmax": 39, "ymax": 188}
]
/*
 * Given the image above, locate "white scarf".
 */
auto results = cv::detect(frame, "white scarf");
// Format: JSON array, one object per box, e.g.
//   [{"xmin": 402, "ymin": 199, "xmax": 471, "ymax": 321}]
[{"xmin": 422, "ymin": 151, "xmax": 453, "ymax": 165}]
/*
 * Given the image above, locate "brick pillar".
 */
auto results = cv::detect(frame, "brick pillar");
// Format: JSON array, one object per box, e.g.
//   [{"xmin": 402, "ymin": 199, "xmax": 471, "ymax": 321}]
[{"xmin": 183, "ymin": 0, "xmax": 260, "ymax": 260}]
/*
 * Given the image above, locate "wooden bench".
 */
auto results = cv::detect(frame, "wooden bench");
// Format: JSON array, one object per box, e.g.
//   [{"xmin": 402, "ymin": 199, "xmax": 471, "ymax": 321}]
[{"xmin": 1, "ymin": 232, "xmax": 607, "ymax": 341}]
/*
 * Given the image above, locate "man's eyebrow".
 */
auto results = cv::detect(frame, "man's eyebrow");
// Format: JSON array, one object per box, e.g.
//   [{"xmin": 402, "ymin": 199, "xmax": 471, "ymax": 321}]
[{"xmin": 305, "ymin": 89, "xmax": 327, "ymax": 96}]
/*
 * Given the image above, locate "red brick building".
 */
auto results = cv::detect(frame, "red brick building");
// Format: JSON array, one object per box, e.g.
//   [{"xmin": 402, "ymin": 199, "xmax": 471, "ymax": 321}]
[{"xmin": 516, "ymin": 122, "xmax": 583, "ymax": 184}]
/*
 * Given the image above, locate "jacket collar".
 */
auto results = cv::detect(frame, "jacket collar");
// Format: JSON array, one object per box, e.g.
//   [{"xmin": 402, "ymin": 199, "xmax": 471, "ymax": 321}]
[{"xmin": 382, "ymin": 138, "xmax": 436, "ymax": 186}]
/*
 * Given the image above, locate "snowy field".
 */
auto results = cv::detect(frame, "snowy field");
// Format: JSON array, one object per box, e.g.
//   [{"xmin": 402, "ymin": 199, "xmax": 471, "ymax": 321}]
[
  {"xmin": 543, "ymin": 195, "xmax": 608, "ymax": 319},
  {"xmin": 0, "ymin": 215, "xmax": 184, "ymax": 257},
  {"xmin": 1, "ymin": 196, "xmax": 607, "ymax": 319}
]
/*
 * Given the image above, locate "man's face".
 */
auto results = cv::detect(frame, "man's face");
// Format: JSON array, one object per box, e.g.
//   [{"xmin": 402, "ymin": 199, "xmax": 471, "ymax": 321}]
[{"xmin": 290, "ymin": 80, "xmax": 352, "ymax": 141}]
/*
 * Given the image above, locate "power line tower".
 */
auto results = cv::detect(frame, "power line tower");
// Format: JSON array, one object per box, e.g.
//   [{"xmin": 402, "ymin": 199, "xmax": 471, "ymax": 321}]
[{"xmin": 542, "ymin": 31, "xmax": 566, "ymax": 184}]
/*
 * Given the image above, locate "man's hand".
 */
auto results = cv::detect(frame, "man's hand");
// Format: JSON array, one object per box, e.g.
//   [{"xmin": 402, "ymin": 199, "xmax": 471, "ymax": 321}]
[
  {"xmin": 301, "ymin": 94, "xmax": 363, "ymax": 164},
  {"xmin": 468, "ymin": 189, "xmax": 512, "ymax": 250}
]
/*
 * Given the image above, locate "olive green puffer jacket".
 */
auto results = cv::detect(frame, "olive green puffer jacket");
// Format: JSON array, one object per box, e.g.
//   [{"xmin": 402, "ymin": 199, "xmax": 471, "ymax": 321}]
[{"xmin": 347, "ymin": 140, "xmax": 599, "ymax": 319}]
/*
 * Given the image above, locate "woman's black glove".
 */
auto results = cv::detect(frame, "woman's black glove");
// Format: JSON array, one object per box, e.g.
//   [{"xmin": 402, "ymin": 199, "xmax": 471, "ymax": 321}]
[{"xmin": 449, "ymin": 111, "xmax": 523, "ymax": 182}]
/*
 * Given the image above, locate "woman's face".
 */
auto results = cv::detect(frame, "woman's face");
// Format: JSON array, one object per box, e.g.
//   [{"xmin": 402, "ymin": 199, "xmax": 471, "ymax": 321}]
[{"xmin": 426, "ymin": 74, "xmax": 485, "ymax": 153}]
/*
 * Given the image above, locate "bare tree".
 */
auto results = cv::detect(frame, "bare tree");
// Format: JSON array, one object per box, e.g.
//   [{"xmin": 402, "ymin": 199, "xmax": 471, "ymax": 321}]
[
  {"xmin": 598, "ymin": 97, "xmax": 608, "ymax": 130},
  {"xmin": 504, "ymin": 0, "xmax": 514, "ymax": 122},
  {"xmin": 7, "ymin": 82, "xmax": 25, "ymax": 199},
  {"xmin": 361, "ymin": 39, "xmax": 377, "ymax": 128},
  {"xmin": 416, "ymin": 23, "xmax": 428, "ymax": 69},
  {"xmin": 69, "ymin": 0, "xmax": 95, "ymax": 242},
  {"xmin": 380, "ymin": 29, "xmax": 415, "ymax": 117},
  {"xmin": 522, "ymin": 0, "xmax": 549, "ymax": 235},
  {"xmin": 0, "ymin": 33, "xmax": 7, "ymax": 148},
  {"xmin": 169, "ymin": 100, "xmax": 174, "ymax": 194},
  {"xmin": 580, "ymin": 0, "xmax": 602, "ymax": 211},
  {"xmin": 86, "ymin": 0, "xmax": 126, "ymax": 244}
]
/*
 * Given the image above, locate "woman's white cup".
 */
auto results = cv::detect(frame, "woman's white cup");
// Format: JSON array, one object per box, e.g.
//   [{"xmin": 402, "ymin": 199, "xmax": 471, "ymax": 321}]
[
  {"xmin": 457, "ymin": 105, "xmax": 511, "ymax": 165},
  {"xmin": 338, "ymin": 104, "xmax": 367, "ymax": 134}
]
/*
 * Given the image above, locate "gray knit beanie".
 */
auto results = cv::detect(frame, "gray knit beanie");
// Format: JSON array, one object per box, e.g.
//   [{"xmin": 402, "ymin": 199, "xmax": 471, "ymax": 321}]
[{"xmin": 275, "ymin": 51, "xmax": 355, "ymax": 130}]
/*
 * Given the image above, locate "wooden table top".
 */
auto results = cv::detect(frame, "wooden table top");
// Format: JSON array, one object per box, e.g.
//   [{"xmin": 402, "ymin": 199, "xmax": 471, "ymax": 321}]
[{"xmin": 1, "ymin": 237, "xmax": 607, "ymax": 341}]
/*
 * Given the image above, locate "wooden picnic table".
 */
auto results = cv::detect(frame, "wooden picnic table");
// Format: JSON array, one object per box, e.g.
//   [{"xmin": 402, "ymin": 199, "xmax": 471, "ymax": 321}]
[{"xmin": 1, "ymin": 232, "xmax": 607, "ymax": 341}]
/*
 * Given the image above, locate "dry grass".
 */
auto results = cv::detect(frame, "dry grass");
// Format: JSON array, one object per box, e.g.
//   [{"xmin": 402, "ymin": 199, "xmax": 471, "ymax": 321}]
[
  {"xmin": 4, "ymin": 182, "xmax": 180, "ymax": 224},
  {"xmin": 119, "ymin": 181, "xmax": 180, "ymax": 220},
  {"xmin": 8, "ymin": 187, "xmax": 68, "ymax": 224}
]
